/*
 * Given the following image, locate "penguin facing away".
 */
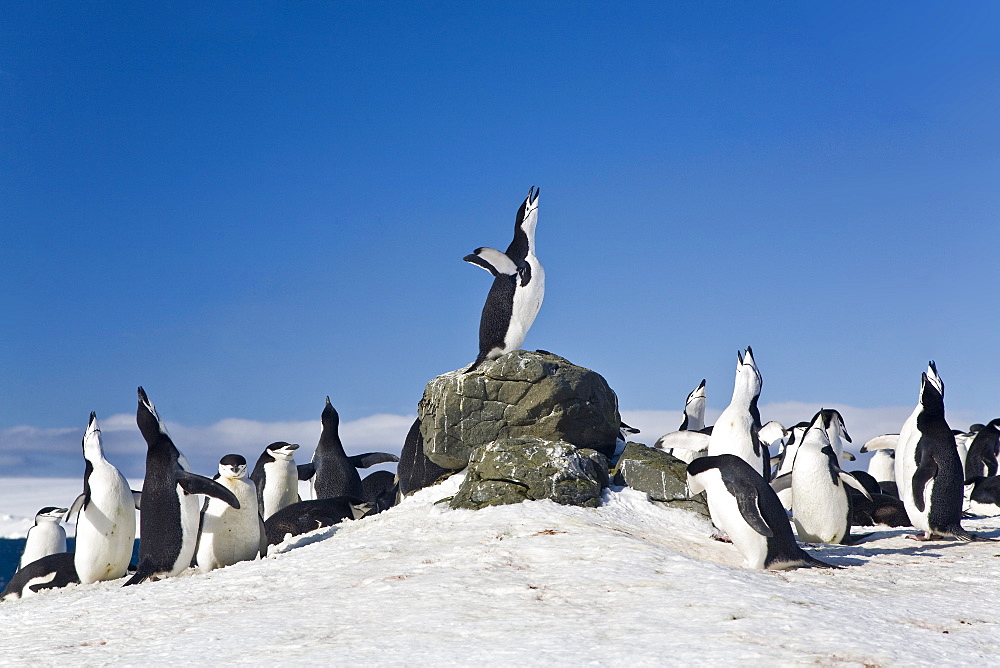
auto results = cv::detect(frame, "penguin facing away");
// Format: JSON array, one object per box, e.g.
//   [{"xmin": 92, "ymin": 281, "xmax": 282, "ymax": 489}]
[
  {"xmin": 397, "ymin": 417, "xmax": 452, "ymax": 497},
  {"xmin": 18, "ymin": 507, "xmax": 69, "ymax": 571},
  {"xmin": 965, "ymin": 418, "xmax": 1000, "ymax": 482},
  {"xmin": 708, "ymin": 347, "xmax": 767, "ymax": 480},
  {"xmin": 902, "ymin": 370, "xmax": 983, "ymax": 541},
  {"xmin": 67, "ymin": 412, "xmax": 141, "ymax": 584},
  {"xmin": 196, "ymin": 455, "xmax": 264, "ymax": 573},
  {"xmin": 894, "ymin": 361, "xmax": 942, "ymax": 521},
  {"xmin": 251, "ymin": 441, "xmax": 302, "ymax": 520},
  {"xmin": 463, "ymin": 186, "xmax": 544, "ymax": 372},
  {"xmin": 687, "ymin": 454, "xmax": 835, "ymax": 570},
  {"xmin": 263, "ymin": 497, "xmax": 358, "ymax": 547},
  {"xmin": 297, "ymin": 397, "xmax": 400, "ymax": 502},
  {"xmin": 125, "ymin": 387, "xmax": 241, "ymax": 586}
]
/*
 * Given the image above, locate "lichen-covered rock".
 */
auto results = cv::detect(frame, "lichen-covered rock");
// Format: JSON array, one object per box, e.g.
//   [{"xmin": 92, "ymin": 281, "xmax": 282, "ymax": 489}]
[
  {"xmin": 418, "ymin": 350, "xmax": 621, "ymax": 470},
  {"xmin": 451, "ymin": 437, "xmax": 609, "ymax": 510},
  {"xmin": 614, "ymin": 442, "xmax": 709, "ymax": 517}
]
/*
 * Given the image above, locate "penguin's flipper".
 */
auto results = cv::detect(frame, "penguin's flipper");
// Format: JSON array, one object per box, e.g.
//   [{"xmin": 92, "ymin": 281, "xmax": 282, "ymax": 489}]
[
  {"xmin": 734, "ymin": 487, "xmax": 774, "ymax": 538},
  {"xmin": 66, "ymin": 493, "xmax": 87, "ymax": 522},
  {"xmin": 463, "ymin": 247, "xmax": 517, "ymax": 277},
  {"xmin": 860, "ymin": 434, "xmax": 898, "ymax": 453},
  {"xmin": 840, "ymin": 472, "xmax": 874, "ymax": 501},
  {"xmin": 656, "ymin": 431, "xmax": 710, "ymax": 452},
  {"xmin": 297, "ymin": 462, "xmax": 316, "ymax": 481},
  {"xmin": 176, "ymin": 471, "xmax": 241, "ymax": 509},
  {"xmin": 131, "ymin": 490, "xmax": 142, "ymax": 510},
  {"xmin": 349, "ymin": 452, "xmax": 401, "ymax": 468},
  {"xmin": 770, "ymin": 472, "xmax": 792, "ymax": 494},
  {"xmin": 911, "ymin": 456, "xmax": 938, "ymax": 513},
  {"xmin": 258, "ymin": 514, "xmax": 268, "ymax": 558}
]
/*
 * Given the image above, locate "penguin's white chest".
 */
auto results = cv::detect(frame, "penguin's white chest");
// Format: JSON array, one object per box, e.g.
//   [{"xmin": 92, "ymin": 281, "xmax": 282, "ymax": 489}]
[
  {"xmin": 75, "ymin": 466, "xmax": 137, "ymax": 584},
  {"xmin": 505, "ymin": 256, "xmax": 544, "ymax": 351},
  {"xmin": 197, "ymin": 478, "xmax": 260, "ymax": 572},
  {"xmin": 20, "ymin": 524, "xmax": 66, "ymax": 570},
  {"xmin": 262, "ymin": 460, "xmax": 299, "ymax": 518},
  {"xmin": 791, "ymin": 459, "xmax": 848, "ymax": 544}
]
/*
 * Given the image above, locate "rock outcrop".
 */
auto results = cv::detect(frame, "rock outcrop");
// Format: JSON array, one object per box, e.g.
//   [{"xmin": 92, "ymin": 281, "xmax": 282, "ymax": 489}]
[
  {"xmin": 418, "ymin": 350, "xmax": 621, "ymax": 470},
  {"xmin": 613, "ymin": 442, "xmax": 709, "ymax": 516},
  {"xmin": 451, "ymin": 437, "xmax": 609, "ymax": 510}
]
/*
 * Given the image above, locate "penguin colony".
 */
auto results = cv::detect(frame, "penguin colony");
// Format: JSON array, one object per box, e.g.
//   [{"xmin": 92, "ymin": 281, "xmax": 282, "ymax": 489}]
[{"xmin": 3, "ymin": 187, "xmax": 999, "ymax": 601}]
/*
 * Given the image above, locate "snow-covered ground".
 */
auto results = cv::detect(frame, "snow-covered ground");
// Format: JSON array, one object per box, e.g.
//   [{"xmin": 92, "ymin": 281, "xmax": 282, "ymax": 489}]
[{"xmin": 1, "ymin": 473, "xmax": 999, "ymax": 664}]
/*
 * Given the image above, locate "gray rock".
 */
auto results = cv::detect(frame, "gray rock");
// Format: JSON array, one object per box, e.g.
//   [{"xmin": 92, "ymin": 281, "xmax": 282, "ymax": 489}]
[
  {"xmin": 614, "ymin": 442, "xmax": 709, "ymax": 517},
  {"xmin": 418, "ymin": 350, "xmax": 621, "ymax": 470},
  {"xmin": 451, "ymin": 437, "xmax": 610, "ymax": 510}
]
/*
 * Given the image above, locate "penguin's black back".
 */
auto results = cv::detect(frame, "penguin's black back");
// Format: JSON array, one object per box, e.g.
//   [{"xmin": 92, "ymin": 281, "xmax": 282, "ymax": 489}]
[
  {"xmin": 313, "ymin": 399, "xmax": 364, "ymax": 501},
  {"xmin": 915, "ymin": 382, "xmax": 965, "ymax": 533},
  {"xmin": 264, "ymin": 498, "xmax": 355, "ymax": 546},
  {"xmin": 2, "ymin": 552, "xmax": 78, "ymax": 599},
  {"xmin": 398, "ymin": 418, "xmax": 451, "ymax": 496}
]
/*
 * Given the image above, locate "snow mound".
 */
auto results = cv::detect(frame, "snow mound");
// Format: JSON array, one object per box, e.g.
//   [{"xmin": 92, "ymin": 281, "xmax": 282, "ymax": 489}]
[{"xmin": 2, "ymin": 473, "xmax": 1000, "ymax": 664}]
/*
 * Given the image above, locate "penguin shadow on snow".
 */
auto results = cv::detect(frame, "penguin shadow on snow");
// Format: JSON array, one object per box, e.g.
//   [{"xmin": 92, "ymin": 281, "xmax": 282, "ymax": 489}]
[{"xmin": 804, "ymin": 529, "xmax": 999, "ymax": 564}]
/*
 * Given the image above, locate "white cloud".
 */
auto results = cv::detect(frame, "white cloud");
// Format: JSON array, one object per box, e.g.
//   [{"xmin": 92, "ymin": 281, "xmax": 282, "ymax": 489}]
[
  {"xmin": 621, "ymin": 401, "xmax": 981, "ymax": 470},
  {"xmin": 0, "ymin": 413, "xmax": 415, "ymax": 479},
  {"xmin": 0, "ymin": 400, "xmax": 983, "ymax": 479}
]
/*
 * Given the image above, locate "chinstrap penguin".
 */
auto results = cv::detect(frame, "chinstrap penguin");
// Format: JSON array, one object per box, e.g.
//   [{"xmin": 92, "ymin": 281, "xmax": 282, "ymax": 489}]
[
  {"xmin": 125, "ymin": 387, "xmax": 241, "ymax": 586},
  {"xmin": 687, "ymin": 454, "xmax": 835, "ymax": 570},
  {"xmin": 463, "ymin": 186, "xmax": 544, "ymax": 372}
]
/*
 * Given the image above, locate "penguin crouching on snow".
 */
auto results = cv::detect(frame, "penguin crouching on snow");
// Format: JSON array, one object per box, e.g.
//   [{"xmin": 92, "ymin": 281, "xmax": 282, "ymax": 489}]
[
  {"xmin": 125, "ymin": 387, "xmax": 241, "ymax": 586},
  {"xmin": 463, "ymin": 186, "xmax": 544, "ymax": 372},
  {"xmin": 687, "ymin": 454, "xmax": 836, "ymax": 570}
]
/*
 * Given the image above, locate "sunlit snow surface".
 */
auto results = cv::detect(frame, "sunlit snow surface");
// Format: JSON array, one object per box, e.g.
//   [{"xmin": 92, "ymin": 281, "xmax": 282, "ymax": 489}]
[{"xmin": 2, "ymin": 473, "xmax": 1000, "ymax": 664}]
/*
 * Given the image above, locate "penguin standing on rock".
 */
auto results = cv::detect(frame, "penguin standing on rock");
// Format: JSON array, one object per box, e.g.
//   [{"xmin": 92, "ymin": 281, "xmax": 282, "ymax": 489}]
[{"xmin": 463, "ymin": 187, "xmax": 544, "ymax": 372}]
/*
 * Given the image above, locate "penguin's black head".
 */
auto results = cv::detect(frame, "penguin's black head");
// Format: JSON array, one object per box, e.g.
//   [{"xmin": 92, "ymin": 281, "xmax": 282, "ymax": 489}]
[
  {"xmin": 219, "ymin": 454, "xmax": 248, "ymax": 479},
  {"xmin": 918, "ymin": 373, "xmax": 945, "ymax": 413},
  {"xmin": 969, "ymin": 423, "xmax": 986, "ymax": 433},
  {"xmin": 136, "ymin": 386, "xmax": 166, "ymax": 444},
  {"xmin": 36, "ymin": 506, "xmax": 67, "ymax": 518},
  {"xmin": 514, "ymin": 186, "xmax": 540, "ymax": 233},
  {"xmin": 321, "ymin": 396, "xmax": 340, "ymax": 428},
  {"xmin": 267, "ymin": 441, "xmax": 299, "ymax": 452},
  {"xmin": 220, "ymin": 454, "xmax": 246, "ymax": 467}
]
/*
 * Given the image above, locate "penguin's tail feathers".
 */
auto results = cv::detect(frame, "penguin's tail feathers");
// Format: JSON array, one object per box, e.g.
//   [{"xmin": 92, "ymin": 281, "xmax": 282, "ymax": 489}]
[
  {"xmin": 465, "ymin": 352, "xmax": 488, "ymax": 374},
  {"xmin": 123, "ymin": 562, "xmax": 155, "ymax": 587},
  {"xmin": 770, "ymin": 550, "xmax": 841, "ymax": 570},
  {"xmin": 945, "ymin": 525, "xmax": 994, "ymax": 542}
]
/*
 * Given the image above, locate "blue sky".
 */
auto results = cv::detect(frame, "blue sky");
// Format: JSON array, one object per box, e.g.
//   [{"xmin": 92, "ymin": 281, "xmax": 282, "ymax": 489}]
[{"xmin": 2, "ymin": 3, "xmax": 998, "ymax": 474}]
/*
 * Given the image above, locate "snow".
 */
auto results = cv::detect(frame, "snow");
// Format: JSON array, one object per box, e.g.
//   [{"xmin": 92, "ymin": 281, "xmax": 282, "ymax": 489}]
[{"xmin": 2, "ymin": 473, "xmax": 1000, "ymax": 664}]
